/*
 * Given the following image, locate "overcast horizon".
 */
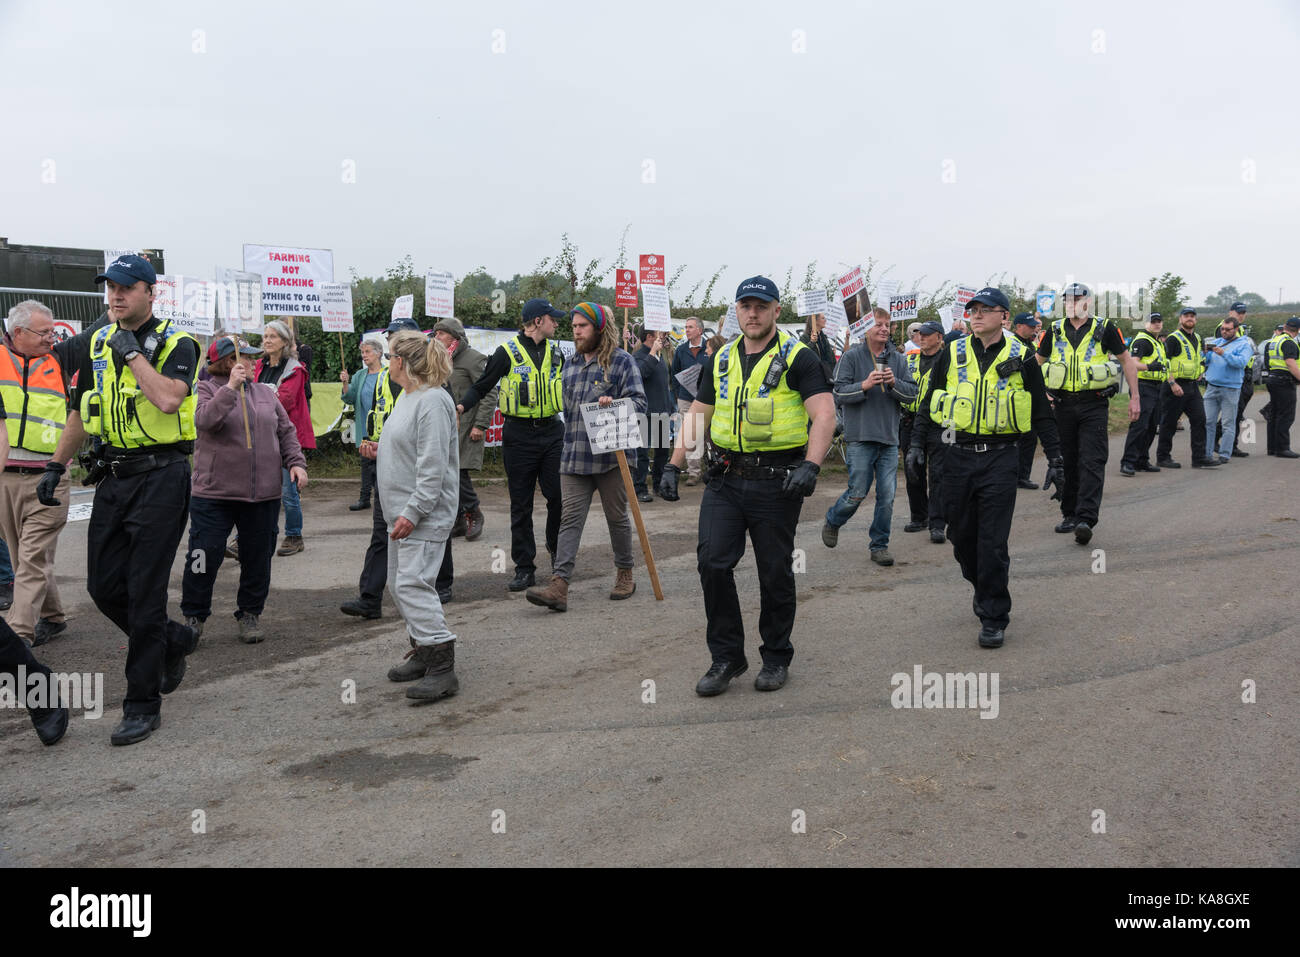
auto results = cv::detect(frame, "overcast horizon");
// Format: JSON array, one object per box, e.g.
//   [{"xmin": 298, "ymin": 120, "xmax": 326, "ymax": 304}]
[{"xmin": 2, "ymin": 0, "xmax": 1298, "ymax": 307}]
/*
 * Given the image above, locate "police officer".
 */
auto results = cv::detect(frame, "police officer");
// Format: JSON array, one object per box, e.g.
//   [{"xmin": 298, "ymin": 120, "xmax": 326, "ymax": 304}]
[
  {"xmin": 897, "ymin": 320, "xmax": 947, "ymax": 543},
  {"xmin": 659, "ymin": 276, "xmax": 834, "ymax": 695},
  {"xmin": 1155, "ymin": 307, "xmax": 1217, "ymax": 470},
  {"xmin": 1035, "ymin": 282, "xmax": 1140, "ymax": 544},
  {"xmin": 908, "ymin": 288, "xmax": 1063, "ymax": 648},
  {"xmin": 457, "ymin": 298, "xmax": 567, "ymax": 592},
  {"xmin": 37, "ymin": 254, "xmax": 201, "ymax": 746},
  {"xmin": 1262, "ymin": 316, "xmax": 1300, "ymax": 457},
  {"xmin": 1119, "ymin": 312, "xmax": 1167, "ymax": 475},
  {"xmin": 1011, "ymin": 313, "xmax": 1043, "ymax": 488}
]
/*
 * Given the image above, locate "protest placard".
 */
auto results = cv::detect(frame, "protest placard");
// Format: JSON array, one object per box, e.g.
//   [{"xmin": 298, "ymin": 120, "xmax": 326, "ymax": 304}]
[
  {"xmin": 242, "ymin": 244, "xmax": 334, "ymax": 317},
  {"xmin": 425, "ymin": 270, "xmax": 454, "ymax": 319},
  {"xmin": 579, "ymin": 398, "xmax": 643, "ymax": 453},
  {"xmin": 721, "ymin": 303, "xmax": 739, "ymax": 338},
  {"xmin": 178, "ymin": 277, "xmax": 217, "ymax": 336},
  {"xmin": 638, "ymin": 254, "xmax": 665, "ymax": 287},
  {"xmin": 1037, "ymin": 290, "xmax": 1056, "ymax": 316},
  {"xmin": 641, "ymin": 283, "xmax": 672, "ymax": 331},
  {"xmin": 320, "ymin": 282, "xmax": 355, "ymax": 332},
  {"xmin": 823, "ymin": 297, "xmax": 849, "ymax": 338},
  {"xmin": 674, "ymin": 363, "xmax": 703, "ymax": 396},
  {"xmin": 51, "ymin": 319, "xmax": 82, "ymax": 343},
  {"xmin": 889, "ymin": 292, "xmax": 919, "ymax": 322},
  {"xmin": 392, "ymin": 295, "xmax": 414, "ymax": 321},
  {"xmin": 796, "ymin": 289, "xmax": 828, "ymax": 317},
  {"xmin": 615, "ymin": 269, "xmax": 638, "ymax": 309},
  {"xmin": 216, "ymin": 267, "xmax": 264, "ymax": 334},
  {"xmin": 837, "ymin": 265, "xmax": 871, "ymax": 328}
]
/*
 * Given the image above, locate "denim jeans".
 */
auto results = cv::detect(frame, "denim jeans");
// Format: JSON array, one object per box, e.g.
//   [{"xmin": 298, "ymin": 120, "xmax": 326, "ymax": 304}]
[
  {"xmin": 279, "ymin": 467, "xmax": 303, "ymax": 537},
  {"xmin": 1203, "ymin": 383, "xmax": 1239, "ymax": 459},
  {"xmin": 825, "ymin": 441, "xmax": 898, "ymax": 551},
  {"xmin": 0, "ymin": 538, "xmax": 11, "ymax": 584}
]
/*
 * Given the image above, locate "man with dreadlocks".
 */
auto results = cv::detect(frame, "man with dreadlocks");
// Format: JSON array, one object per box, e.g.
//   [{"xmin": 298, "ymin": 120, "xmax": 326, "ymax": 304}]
[{"xmin": 526, "ymin": 302, "xmax": 647, "ymax": 612}]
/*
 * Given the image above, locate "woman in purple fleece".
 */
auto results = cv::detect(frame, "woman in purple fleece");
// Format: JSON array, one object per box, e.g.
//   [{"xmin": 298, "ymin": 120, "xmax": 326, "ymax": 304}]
[{"xmin": 180, "ymin": 336, "xmax": 308, "ymax": 644}]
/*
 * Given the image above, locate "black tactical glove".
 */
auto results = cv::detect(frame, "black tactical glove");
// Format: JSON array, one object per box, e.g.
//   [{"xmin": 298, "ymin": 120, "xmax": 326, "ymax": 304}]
[
  {"xmin": 904, "ymin": 447, "xmax": 926, "ymax": 484},
  {"xmin": 1043, "ymin": 455, "xmax": 1065, "ymax": 501},
  {"xmin": 659, "ymin": 463, "xmax": 681, "ymax": 502},
  {"xmin": 107, "ymin": 328, "xmax": 142, "ymax": 362},
  {"xmin": 782, "ymin": 460, "xmax": 820, "ymax": 499},
  {"xmin": 36, "ymin": 461, "xmax": 66, "ymax": 506}
]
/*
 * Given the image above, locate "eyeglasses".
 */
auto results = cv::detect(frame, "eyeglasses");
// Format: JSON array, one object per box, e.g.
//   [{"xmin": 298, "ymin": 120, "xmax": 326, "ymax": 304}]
[{"xmin": 22, "ymin": 327, "xmax": 57, "ymax": 340}]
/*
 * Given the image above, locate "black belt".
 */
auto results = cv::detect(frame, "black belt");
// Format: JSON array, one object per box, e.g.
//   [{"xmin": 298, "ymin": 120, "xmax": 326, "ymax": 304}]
[
  {"xmin": 1265, "ymin": 373, "xmax": 1298, "ymax": 385},
  {"xmin": 503, "ymin": 414, "xmax": 559, "ymax": 429},
  {"xmin": 952, "ymin": 441, "xmax": 1017, "ymax": 453},
  {"xmin": 4, "ymin": 465, "xmax": 48, "ymax": 475},
  {"xmin": 104, "ymin": 452, "xmax": 185, "ymax": 479}
]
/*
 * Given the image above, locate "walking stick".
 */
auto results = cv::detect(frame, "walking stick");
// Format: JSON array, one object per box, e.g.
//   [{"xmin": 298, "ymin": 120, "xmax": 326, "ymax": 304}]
[{"xmin": 615, "ymin": 448, "xmax": 664, "ymax": 601}]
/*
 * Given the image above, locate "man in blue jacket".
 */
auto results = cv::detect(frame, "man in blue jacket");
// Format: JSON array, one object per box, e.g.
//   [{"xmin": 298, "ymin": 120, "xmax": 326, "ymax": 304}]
[{"xmin": 1202, "ymin": 314, "xmax": 1254, "ymax": 464}]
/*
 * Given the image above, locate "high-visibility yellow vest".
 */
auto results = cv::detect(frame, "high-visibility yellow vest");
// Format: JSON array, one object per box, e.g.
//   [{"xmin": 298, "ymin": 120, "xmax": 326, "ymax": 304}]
[
  {"xmin": 1265, "ymin": 334, "xmax": 1296, "ymax": 374},
  {"xmin": 1041, "ymin": 318, "xmax": 1121, "ymax": 392},
  {"xmin": 902, "ymin": 350, "xmax": 937, "ymax": 414},
  {"xmin": 927, "ymin": 335, "xmax": 1032, "ymax": 436},
  {"xmin": 0, "ymin": 342, "xmax": 67, "ymax": 454},
  {"xmin": 368, "ymin": 367, "xmax": 398, "ymax": 439},
  {"xmin": 1166, "ymin": 329, "xmax": 1203, "ymax": 380},
  {"xmin": 497, "ymin": 336, "xmax": 563, "ymax": 418},
  {"xmin": 1132, "ymin": 331, "xmax": 1166, "ymax": 383},
  {"xmin": 80, "ymin": 321, "xmax": 196, "ymax": 449},
  {"xmin": 710, "ymin": 330, "xmax": 810, "ymax": 452}
]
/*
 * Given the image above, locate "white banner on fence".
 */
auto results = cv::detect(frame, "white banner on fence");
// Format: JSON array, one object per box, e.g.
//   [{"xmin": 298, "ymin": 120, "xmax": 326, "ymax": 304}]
[
  {"xmin": 319, "ymin": 282, "xmax": 355, "ymax": 332},
  {"xmin": 216, "ymin": 267, "xmax": 264, "ymax": 334},
  {"xmin": 641, "ymin": 283, "xmax": 672, "ymax": 331},
  {"xmin": 424, "ymin": 270, "xmax": 455, "ymax": 320},
  {"xmin": 242, "ymin": 244, "xmax": 334, "ymax": 317}
]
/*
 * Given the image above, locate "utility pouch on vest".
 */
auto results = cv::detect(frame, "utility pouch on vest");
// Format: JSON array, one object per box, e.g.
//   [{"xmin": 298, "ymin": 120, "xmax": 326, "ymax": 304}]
[
  {"xmin": 743, "ymin": 396, "xmax": 775, "ymax": 443},
  {"xmin": 518, "ymin": 379, "xmax": 532, "ymax": 407},
  {"xmin": 367, "ymin": 409, "xmax": 377, "ymax": 436},
  {"xmin": 985, "ymin": 388, "xmax": 1032, "ymax": 432},
  {"xmin": 1086, "ymin": 360, "xmax": 1120, "ymax": 388},
  {"xmin": 1043, "ymin": 361, "xmax": 1068, "ymax": 390},
  {"xmin": 81, "ymin": 391, "xmax": 103, "ymax": 436}
]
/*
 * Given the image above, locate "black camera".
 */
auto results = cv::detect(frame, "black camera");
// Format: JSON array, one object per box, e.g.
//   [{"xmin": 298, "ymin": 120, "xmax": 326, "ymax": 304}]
[{"xmin": 995, "ymin": 356, "xmax": 1024, "ymax": 378}]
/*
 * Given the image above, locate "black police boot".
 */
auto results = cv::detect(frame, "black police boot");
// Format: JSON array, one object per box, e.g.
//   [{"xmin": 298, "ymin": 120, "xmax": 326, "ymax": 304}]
[
  {"xmin": 1191, "ymin": 457, "xmax": 1220, "ymax": 468},
  {"xmin": 29, "ymin": 703, "xmax": 69, "ymax": 746},
  {"xmin": 903, "ymin": 521, "xmax": 926, "ymax": 533},
  {"xmin": 161, "ymin": 624, "xmax": 200, "ymax": 695},
  {"xmin": 1054, "ymin": 518, "xmax": 1078, "ymax": 533},
  {"xmin": 754, "ymin": 663, "xmax": 788, "ymax": 692},
  {"xmin": 1074, "ymin": 522, "xmax": 1093, "ymax": 545},
  {"xmin": 111, "ymin": 713, "xmax": 161, "ymax": 746},
  {"xmin": 1157, "ymin": 458, "xmax": 1181, "ymax": 469},
  {"xmin": 1017, "ymin": 478, "xmax": 1039, "ymax": 489},
  {"xmin": 695, "ymin": 658, "xmax": 748, "ymax": 697},
  {"xmin": 1119, "ymin": 464, "xmax": 1135, "ymax": 476},
  {"xmin": 508, "ymin": 570, "xmax": 536, "ymax": 592},
  {"xmin": 1137, "ymin": 463, "xmax": 1161, "ymax": 472},
  {"xmin": 340, "ymin": 598, "xmax": 381, "ymax": 619},
  {"xmin": 978, "ymin": 625, "xmax": 1005, "ymax": 649}
]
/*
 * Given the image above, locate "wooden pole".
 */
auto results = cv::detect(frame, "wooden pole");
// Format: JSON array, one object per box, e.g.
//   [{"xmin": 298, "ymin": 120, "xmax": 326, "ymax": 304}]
[
  {"xmin": 616, "ymin": 448, "xmax": 663, "ymax": 601},
  {"xmin": 622, "ymin": 308, "xmax": 628, "ymax": 350}
]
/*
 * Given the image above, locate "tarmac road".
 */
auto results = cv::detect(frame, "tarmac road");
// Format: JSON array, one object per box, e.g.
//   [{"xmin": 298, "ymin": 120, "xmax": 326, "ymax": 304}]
[{"xmin": 2, "ymin": 412, "xmax": 1296, "ymax": 867}]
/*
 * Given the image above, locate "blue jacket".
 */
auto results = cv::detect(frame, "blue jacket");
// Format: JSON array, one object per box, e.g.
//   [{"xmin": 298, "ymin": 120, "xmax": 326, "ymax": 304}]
[
  {"xmin": 669, "ymin": 339, "xmax": 710, "ymax": 402},
  {"xmin": 1204, "ymin": 335, "xmax": 1253, "ymax": 389}
]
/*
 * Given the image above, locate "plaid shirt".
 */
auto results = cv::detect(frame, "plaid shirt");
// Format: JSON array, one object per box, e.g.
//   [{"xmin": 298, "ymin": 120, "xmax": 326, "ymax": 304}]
[{"xmin": 560, "ymin": 348, "xmax": 646, "ymax": 474}]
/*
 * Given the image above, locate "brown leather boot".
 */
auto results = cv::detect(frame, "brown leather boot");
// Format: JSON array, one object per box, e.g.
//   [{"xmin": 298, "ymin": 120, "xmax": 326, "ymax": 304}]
[
  {"xmin": 610, "ymin": 567, "xmax": 635, "ymax": 600},
  {"xmin": 525, "ymin": 575, "xmax": 568, "ymax": 612},
  {"xmin": 464, "ymin": 507, "xmax": 485, "ymax": 542}
]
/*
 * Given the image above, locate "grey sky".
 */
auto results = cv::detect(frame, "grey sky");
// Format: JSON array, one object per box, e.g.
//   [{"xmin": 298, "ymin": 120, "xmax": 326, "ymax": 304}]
[{"xmin": 2, "ymin": 0, "xmax": 1297, "ymax": 307}]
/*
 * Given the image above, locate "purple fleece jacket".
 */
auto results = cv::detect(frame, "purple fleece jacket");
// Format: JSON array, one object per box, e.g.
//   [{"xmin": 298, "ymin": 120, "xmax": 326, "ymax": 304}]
[{"xmin": 192, "ymin": 374, "xmax": 306, "ymax": 502}]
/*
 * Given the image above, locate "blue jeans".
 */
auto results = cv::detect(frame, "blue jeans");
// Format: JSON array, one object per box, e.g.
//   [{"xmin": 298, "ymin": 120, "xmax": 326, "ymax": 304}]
[
  {"xmin": 0, "ymin": 538, "xmax": 11, "ymax": 584},
  {"xmin": 279, "ymin": 468, "xmax": 303, "ymax": 537},
  {"xmin": 825, "ymin": 441, "xmax": 897, "ymax": 551},
  {"xmin": 1203, "ymin": 384, "xmax": 1239, "ymax": 459}
]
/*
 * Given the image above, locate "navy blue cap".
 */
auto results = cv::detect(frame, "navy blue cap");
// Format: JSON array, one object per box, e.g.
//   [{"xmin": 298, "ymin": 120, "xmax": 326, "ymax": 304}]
[
  {"xmin": 735, "ymin": 276, "xmax": 779, "ymax": 303},
  {"xmin": 95, "ymin": 253, "xmax": 156, "ymax": 287},
  {"xmin": 1179, "ymin": 307, "xmax": 1197, "ymax": 316},
  {"xmin": 386, "ymin": 318, "xmax": 419, "ymax": 334},
  {"xmin": 917, "ymin": 321, "xmax": 944, "ymax": 335},
  {"xmin": 1148, "ymin": 312, "xmax": 1163, "ymax": 321},
  {"xmin": 1229, "ymin": 301, "xmax": 1247, "ymax": 313},
  {"xmin": 1062, "ymin": 282, "xmax": 1090, "ymax": 299},
  {"xmin": 1013, "ymin": 312, "xmax": 1039, "ymax": 327},
  {"xmin": 967, "ymin": 287, "xmax": 1011, "ymax": 312},
  {"xmin": 521, "ymin": 298, "xmax": 565, "ymax": 323},
  {"xmin": 1286, "ymin": 316, "xmax": 1300, "ymax": 329}
]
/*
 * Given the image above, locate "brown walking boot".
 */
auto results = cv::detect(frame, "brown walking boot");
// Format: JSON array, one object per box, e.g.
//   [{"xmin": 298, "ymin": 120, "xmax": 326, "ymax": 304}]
[
  {"xmin": 525, "ymin": 575, "xmax": 568, "ymax": 612},
  {"xmin": 406, "ymin": 640, "xmax": 459, "ymax": 702},
  {"xmin": 464, "ymin": 507, "xmax": 485, "ymax": 542},
  {"xmin": 610, "ymin": 567, "xmax": 635, "ymax": 600}
]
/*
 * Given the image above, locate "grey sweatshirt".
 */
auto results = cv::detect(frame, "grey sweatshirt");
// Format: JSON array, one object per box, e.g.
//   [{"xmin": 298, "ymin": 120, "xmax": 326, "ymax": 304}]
[
  {"xmin": 832, "ymin": 341, "xmax": 917, "ymax": 444},
  {"xmin": 377, "ymin": 384, "xmax": 460, "ymax": 542}
]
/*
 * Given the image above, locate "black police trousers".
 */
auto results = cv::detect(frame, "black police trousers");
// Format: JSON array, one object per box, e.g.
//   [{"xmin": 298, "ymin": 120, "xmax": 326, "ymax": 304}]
[
  {"xmin": 941, "ymin": 443, "xmax": 1018, "ymax": 629},
  {"xmin": 1121, "ymin": 380, "xmax": 1164, "ymax": 469},
  {"xmin": 0, "ymin": 616, "xmax": 51, "ymax": 711},
  {"xmin": 698, "ymin": 470, "xmax": 803, "ymax": 668},
  {"xmin": 1017, "ymin": 428, "xmax": 1038, "ymax": 482},
  {"xmin": 359, "ymin": 496, "xmax": 452, "ymax": 610},
  {"xmin": 86, "ymin": 458, "xmax": 192, "ymax": 717},
  {"xmin": 899, "ymin": 414, "xmax": 946, "ymax": 531},
  {"xmin": 1054, "ymin": 395, "xmax": 1110, "ymax": 525},
  {"xmin": 502, "ymin": 417, "xmax": 563, "ymax": 576},
  {"xmin": 1266, "ymin": 378, "xmax": 1296, "ymax": 453},
  {"xmin": 1156, "ymin": 379, "xmax": 1206, "ymax": 463}
]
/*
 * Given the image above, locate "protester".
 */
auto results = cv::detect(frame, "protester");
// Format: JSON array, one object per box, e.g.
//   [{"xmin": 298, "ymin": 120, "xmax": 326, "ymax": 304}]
[
  {"xmin": 669, "ymin": 316, "xmax": 710, "ymax": 485},
  {"xmin": 0, "ymin": 301, "xmax": 72, "ymax": 647},
  {"xmin": 632, "ymin": 326, "xmax": 673, "ymax": 503},
  {"xmin": 255, "ymin": 320, "xmax": 314, "ymax": 555},
  {"xmin": 1202, "ymin": 314, "xmax": 1253, "ymax": 464},
  {"xmin": 432, "ymin": 318, "xmax": 496, "ymax": 541},
  {"xmin": 182, "ymin": 336, "xmax": 307, "ymax": 644},
  {"xmin": 822, "ymin": 308, "xmax": 916, "ymax": 566},
  {"xmin": 340, "ymin": 338, "xmax": 384, "ymax": 511},
  {"xmin": 372, "ymin": 331, "xmax": 461, "ymax": 703},
  {"xmin": 801, "ymin": 314, "xmax": 838, "ymax": 380},
  {"xmin": 527, "ymin": 303, "xmax": 647, "ymax": 611},
  {"xmin": 904, "ymin": 322, "xmax": 923, "ymax": 354},
  {"xmin": 705, "ymin": 335, "xmax": 725, "ymax": 356}
]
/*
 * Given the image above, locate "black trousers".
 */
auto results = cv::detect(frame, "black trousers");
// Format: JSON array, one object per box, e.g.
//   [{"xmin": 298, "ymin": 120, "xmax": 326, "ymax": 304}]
[
  {"xmin": 1156, "ymin": 379, "xmax": 1206, "ymax": 463},
  {"xmin": 86, "ymin": 458, "xmax": 192, "ymax": 717},
  {"xmin": 941, "ymin": 443, "xmax": 1018, "ymax": 629},
  {"xmin": 1017, "ymin": 428, "xmax": 1038, "ymax": 482},
  {"xmin": 358, "ymin": 497, "xmax": 453, "ymax": 610},
  {"xmin": 1054, "ymin": 396, "xmax": 1109, "ymax": 525},
  {"xmin": 458, "ymin": 468, "xmax": 480, "ymax": 514},
  {"xmin": 698, "ymin": 471, "xmax": 803, "ymax": 668},
  {"xmin": 899, "ymin": 415, "xmax": 946, "ymax": 531},
  {"xmin": 633, "ymin": 445, "xmax": 670, "ymax": 494},
  {"xmin": 1121, "ymin": 380, "xmax": 1164, "ymax": 469},
  {"xmin": 1266, "ymin": 379, "xmax": 1296, "ymax": 453},
  {"xmin": 502, "ymin": 418, "xmax": 563, "ymax": 575},
  {"xmin": 181, "ymin": 496, "xmax": 279, "ymax": 620},
  {"xmin": 358, "ymin": 455, "xmax": 376, "ymax": 504},
  {"xmin": 1234, "ymin": 379, "xmax": 1253, "ymax": 451},
  {"xmin": 0, "ymin": 616, "xmax": 50, "ymax": 714}
]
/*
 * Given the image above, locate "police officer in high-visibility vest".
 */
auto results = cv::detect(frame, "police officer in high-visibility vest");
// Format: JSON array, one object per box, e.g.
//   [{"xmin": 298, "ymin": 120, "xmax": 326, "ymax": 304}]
[
  {"xmin": 1155, "ymin": 307, "xmax": 1217, "ymax": 470},
  {"xmin": 659, "ymin": 276, "xmax": 834, "ymax": 695},
  {"xmin": 1119, "ymin": 312, "xmax": 1167, "ymax": 476},
  {"xmin": 1263, "ymin": 316, "xmax": 1300, "ymax": 457},
  {"xmin": 458, "ymin": 298, "xmax": 567, "ymax": 592},
  {"xmin": 897, "ymin": 320, "xmax": 948, "ymax": 543},
  {"xmin": 1035, "ymin": 282, "xmax": 1140, "ymax": 544},
  {"xmin": 37, "ymin": 254, "xmax": 201, "ymax": 746},
  {"xmin": 1011, "ymin": 313, "xmax": 1043, "ymax": 488},
  {"xmin": 907, "ymin": 287, "xmax": 1064, "ymax": 649}
]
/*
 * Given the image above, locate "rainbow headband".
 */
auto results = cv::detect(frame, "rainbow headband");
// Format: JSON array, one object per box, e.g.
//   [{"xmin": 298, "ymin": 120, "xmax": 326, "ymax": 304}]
[{"xmin": 572, "ymin": 301, "xmax": 612, "ymax": 330}]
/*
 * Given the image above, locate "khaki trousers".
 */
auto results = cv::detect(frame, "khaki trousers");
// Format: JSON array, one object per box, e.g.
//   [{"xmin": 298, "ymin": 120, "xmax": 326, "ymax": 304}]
[{"xmin": 0, "ymin": 470, "xmax": 70, "ymax": 639}]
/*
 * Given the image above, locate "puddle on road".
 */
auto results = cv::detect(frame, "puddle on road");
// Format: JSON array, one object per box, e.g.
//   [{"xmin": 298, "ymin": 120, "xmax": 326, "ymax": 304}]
[{"xmin": 282, "ymin": 748, "xmax": 479, "ymax": 790}]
